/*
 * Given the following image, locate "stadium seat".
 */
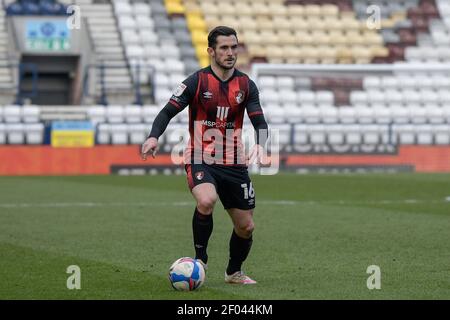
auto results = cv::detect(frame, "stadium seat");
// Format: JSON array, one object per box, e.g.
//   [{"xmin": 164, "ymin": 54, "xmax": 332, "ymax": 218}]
[
  {"xmin": 142, "ymin": 105, "xmax": 160, "ymax": 123},
  {"xmin": 24, "ymin": 123, "xmax": 44, "ymax": 145},
  {"xmin": 362, "ymin": 124, "xmax": 381, "ymax": 145},
  {"xmin": 0, "ymin": 123, "xmax": 5, "ymax": 144},
  {"xmin": 354, "ymin": 106, "xmax": 375, "ymax": 124},
  {"xmin": 326, "ymin": 124, "xmax": 345, "ymax": 145},
  {"xmin": 345, "ymin": 124, "xmax": 362, "ymax": 145},
  {"xmin": 338, "ymin": 107, "xmax": 357, "ymax": 124},
  {"xmin": 22, "ymin": 106, "xmax": 40, "ymax": 123},
  {"xmin": 110, "ymin": 124, "xmax": 128, "ymax": 144},
  {"xmin": 128, "ymin": 123, "xmax": 147, "ymax": 145},
  {"xmin": 301, "ymin": 105, "xmax": 321, "ymax": 124},
  {"xmin": 434, "ymin": 124, "xmax": 450, "ymax": 144},
  {"xmin": 263, "ymin": 107, "xmax": 285, "ymax": 124},
  {"xmin": 416, "ymin": 124, "xmax": 434, "ymax": 144},
  {"xmin": 293, "ymin": 124, "xmax": 308, "ymax": 145},
  {"xmin": 319, "ymin": 106, "xmax": 338, "ymax": 124},
  {"xmin": 87, "ymin": 106, "xmax": 106, "ymax": 125},
  {"xmin": 106, "ymin": 105, "xmax": 125, "ymax": 123},
  {"xmin": 394, "ymin": 124, "xmax": 416, "ymax": 144},
  {"xmin": 309, "ymin": 124, "xmax": 326, "ymax": 145},
  {"xmin": 6, "ymin": 123, "xmax": 25, "ymax": 144},
  {"xmin": 373, "ymin": 106, "xmax": 392, "ymax": 124},
  {"xmin": 97, "ymin": 123, "xmax": 110, "ymax": 144},
  {"xmin": 3, "ymin": 105, "xmax": 21, "ymax": 123},
  {"xmin": 124, "ymin": 105, "xmax": 142, "ymax": 123}
]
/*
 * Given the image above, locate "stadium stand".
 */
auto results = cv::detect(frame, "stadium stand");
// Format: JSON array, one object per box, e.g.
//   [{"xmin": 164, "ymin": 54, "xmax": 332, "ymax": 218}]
[{"xmin": 0, "ymin": 0, "xmax": 449, "ymax": 174}]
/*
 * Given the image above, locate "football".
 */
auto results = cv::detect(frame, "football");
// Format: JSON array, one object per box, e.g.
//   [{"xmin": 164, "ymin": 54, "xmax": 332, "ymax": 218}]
[{"xmin": 168, "ymin": 257, "xmax": 205, "ymax": 291}]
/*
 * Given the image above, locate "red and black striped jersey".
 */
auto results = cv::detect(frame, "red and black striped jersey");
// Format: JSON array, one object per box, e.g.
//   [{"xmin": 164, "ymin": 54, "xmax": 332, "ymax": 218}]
[{"xmin": 168, "ymin": 66, "xmax": 266, "ymax": 166}]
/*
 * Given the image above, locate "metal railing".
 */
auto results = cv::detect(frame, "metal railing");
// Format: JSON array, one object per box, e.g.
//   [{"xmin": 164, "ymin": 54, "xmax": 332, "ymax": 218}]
[
  {"xmin": 82, "ymin": 62, "xmax": 156, "ymax": 106},
  {"xmin": 0, "ymin": 62, "xmax": 38, "ymax": 105}
]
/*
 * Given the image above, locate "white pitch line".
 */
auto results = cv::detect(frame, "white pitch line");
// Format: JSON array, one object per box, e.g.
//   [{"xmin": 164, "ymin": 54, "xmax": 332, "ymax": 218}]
[{"xmin": 0, "ymin": 199, "xmax": 448, "ymax": 209}]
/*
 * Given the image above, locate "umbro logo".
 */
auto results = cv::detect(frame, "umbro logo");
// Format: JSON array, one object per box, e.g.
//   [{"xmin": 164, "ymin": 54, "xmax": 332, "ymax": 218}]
[{"xmin": 203, "ymin": 91, "xmax": 213, "ymax": 99}]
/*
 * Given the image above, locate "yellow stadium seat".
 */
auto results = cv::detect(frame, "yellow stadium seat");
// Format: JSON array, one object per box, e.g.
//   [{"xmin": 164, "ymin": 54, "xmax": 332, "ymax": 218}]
[
  {"xmin": 310, "ymin": 30, "xmax": 330, "ymax": 45},
  {"xmin": 352, "ymin": 46, "xmax": 372, "ymax": 64},
  {"xmin": 295, "ymin": 31, "xmax": 314, "ymax": 45},
  {"xmin": 217, "ymin": 2, "xmax": 237, "ymax": 16},
  {"xmin": 247, "ymin": 44, "xmax": 267, "ymax": 57},
  {"xmin": 234, "ymin": 2, "xmax": 253, "ymax": 16},
  {"xmin": 241, "ymin": 31, "xmax": 261, "ymax": 45},
  {"xmin": 307, "ymin": 17, "xmax": 326, "ymax": 30},
  {"xmin": 301, "ymin": 46, "xmax": 320, "ymax": 64},
  {"xmin": 200, "ymin": 57, "xmax": 209, "ymax": 68},
  {"xmin": 256, "ymin": 17, "xmax": 275, "ymax": 30},
  {"xmin": 341, "ymin": 18, "xmax": 360, "ymax": 30},
  {"xmin": 283, "ymin": 45, "xmax": 301, "ymax": 60},
  {"xmin": 220, "ymin": 16, "xmax": 238, "ymax": 28},
  {"xmin": 272, "ymin": 17, "xmax": 292, "ymax": 30},
  {"xmin": 304, "ymin": 4, "xmax": 321, "ymax": 16},
  {"xmin": 381, "ymin": 18, "xmax": 397, "ymax": 29},
  {"xmin": 251, "ymin": 2, "xmax": 270, "ymax": 15},
  {"xmin": 195, "ymin": 46, "xmax": 209, "ymax": 58},
  {"xmin": 318, "ymin": 46, "xmax": 337, "ymax": 64},
  {"xmin": 165, "ymin": 2, "xmax": 185, "ymax": 15},
  {"xmin": 363, "ymin": 32, "xmax": 383, "ymax": 46},
  {"xmin": 346, "ymin": 31, "xmax": 365, "ymax": 45},
  {"xmin": 204, "ymin": 16, "xmax": 221, "ymax": 30},
  {"xmin": 287, "ymin": 5, "xmax": 305, "ymax": 17},
  {"xmin": 192, "ymin": 30, "xmax": 208, "ymax": 45},
  {"xmin": 277, "ymin": 30, "xmax": 296, "ymax": 45},
  {"xmin": 371, "ymin": 46, "xmax": 389, "ymax": 58},
  {"xmin": 260, "ymin": 30, "xmax": 279, "ymax": 45},
  {"xmin": 291, "ymin": 18, "xmax": 308, "ymax": 30},
  {"xmin": 199, "ymin": 2, "xmax": 219, "ymax": 15},
  {"xmin": 239, "ymin": 17, "xmax": 258, "ymax": 30},
  {"xmin": 266, "ymin": 45, "xmax": 284, "ymax": 60},
  {"xmin": 321, "ymin": 4, "xmax": 339, "ymax": 17},
  {"xmin": 323, "ymin": 17, "xmax": 345, "ymax": 30},
  {"xmin": 267, "ymin": 3, "xmax": 287, "ymax": 16},
  {"xmin": 337, "ymin": 47, "xmax": 353, "ymax": 64},
  {"xmin": 328, "ymin": 30, "xmax": 348, "ymax": 46},
  {"xmin": 340, "ymin": 11, "xmax": 356, "ymax": 19}
]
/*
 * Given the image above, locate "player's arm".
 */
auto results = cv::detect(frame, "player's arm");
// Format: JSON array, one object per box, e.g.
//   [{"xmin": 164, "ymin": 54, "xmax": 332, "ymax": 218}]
[
  {"xmin": 246, "ymin": 79, "xmax": 269, "ymax": 164},
  {"xmin": 141, "ymin": 74, "xmax": 197, "ymax": 160}
]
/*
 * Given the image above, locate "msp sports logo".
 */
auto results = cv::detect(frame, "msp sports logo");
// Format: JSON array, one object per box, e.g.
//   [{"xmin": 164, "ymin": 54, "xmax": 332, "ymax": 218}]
[
  {"xmin": 195, "ymin": 171, "xmax": 204, "ymax": 180},
  {"xmin": 235, "ymin": 90, "xmax": 245, "ymax": 104}
]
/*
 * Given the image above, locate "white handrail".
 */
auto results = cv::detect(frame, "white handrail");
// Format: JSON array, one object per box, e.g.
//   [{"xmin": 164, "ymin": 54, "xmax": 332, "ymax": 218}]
[{"xmin": 251, "ymin": 63, "xmax": 450, "ymax": 79}]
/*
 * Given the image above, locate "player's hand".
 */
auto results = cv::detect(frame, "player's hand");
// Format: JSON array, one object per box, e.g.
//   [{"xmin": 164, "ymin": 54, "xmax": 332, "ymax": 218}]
[
  {"xmin": 141, "ymin": 137, "xmax": 159, "ymax": 160},
  {"xmin": 248, "ymin": 144, "xmax": 270, "ymax": 166}
]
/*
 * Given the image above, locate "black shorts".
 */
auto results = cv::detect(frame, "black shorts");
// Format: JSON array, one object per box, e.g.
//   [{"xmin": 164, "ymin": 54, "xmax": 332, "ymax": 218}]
[{"xmin": 185, "ymin": 164, "xmax": 256, "ymax": 210}]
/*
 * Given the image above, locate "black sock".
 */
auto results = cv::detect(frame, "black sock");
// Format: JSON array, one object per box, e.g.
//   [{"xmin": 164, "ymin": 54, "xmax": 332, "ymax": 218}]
[
  {"xmin": 226, "ymin": 230, "xmax": 253, "ymax": 275},
  {"xmin": 192, "ymin": 207, "xmax": 213, "ymax": 264}
]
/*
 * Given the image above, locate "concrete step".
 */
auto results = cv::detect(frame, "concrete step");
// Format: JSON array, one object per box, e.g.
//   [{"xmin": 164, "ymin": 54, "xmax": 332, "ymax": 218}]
[{"xmin": 95, "ymin": 47, "xmax": 124, "ymax": 54}]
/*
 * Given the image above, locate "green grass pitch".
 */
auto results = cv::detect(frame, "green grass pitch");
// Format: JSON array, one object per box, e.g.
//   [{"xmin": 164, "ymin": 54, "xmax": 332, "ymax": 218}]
[{"xmin": 0, "ymin": 173, "xmax": 449, "ymax": 299}]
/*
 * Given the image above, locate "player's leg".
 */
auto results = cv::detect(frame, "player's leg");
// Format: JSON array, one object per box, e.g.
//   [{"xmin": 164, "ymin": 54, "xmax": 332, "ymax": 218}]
[
  {"xmin": 224, "ymin": 208, "xmax": 256, "ymax": 284},
  {"xmin": 212, "ymin": 165, "xmax": 257, "ymax": 284},
  {"xmin": 186, "ymin": 164, "xmax": 218, "ymax": 266}
]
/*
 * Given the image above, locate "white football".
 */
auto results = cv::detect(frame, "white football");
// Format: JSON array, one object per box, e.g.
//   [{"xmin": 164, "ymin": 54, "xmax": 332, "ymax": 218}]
[{"xmin": 168, "ymin": 257, "xmax": 205, "ymax": 291}]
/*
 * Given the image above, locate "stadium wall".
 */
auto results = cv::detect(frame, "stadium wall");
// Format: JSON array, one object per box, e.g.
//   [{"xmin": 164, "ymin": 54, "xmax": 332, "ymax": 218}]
[{"xmin": 0, "ymin": 146, "xmax": 450, "ymax": 175}]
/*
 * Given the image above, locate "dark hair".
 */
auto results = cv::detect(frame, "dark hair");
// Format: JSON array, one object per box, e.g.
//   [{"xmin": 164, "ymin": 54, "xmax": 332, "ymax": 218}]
[{"xmin": 208, "ymin": 26, "xmax": 238, "ymax": 48}]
